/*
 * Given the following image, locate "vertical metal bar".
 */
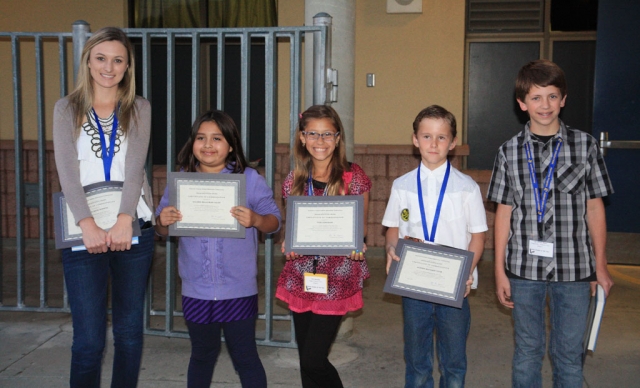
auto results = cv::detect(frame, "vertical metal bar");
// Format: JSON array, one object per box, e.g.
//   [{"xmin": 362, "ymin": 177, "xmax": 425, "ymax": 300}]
[
  {"xmin": 191, "ymin": 33, "xmax": 201, "ymax": 121},
  {"xmin": 290, "ymin": 31, "xmax": 303, "ymax": 169},
  {"xmin": 58, "ymin": 36, "xmax": 68, "ymax": 97},
  {"xmin": 216, "ymin": 31, "xmax": 225, "ymax": 110},
  {"xmin": 72, "ymin": 20, "xmax": 90, "ymax": 86},
  {"xmin": 12, "ymin": 35, "xmax": 26, "ymax": 308},
  {"xmin": 141, "ymin": 32, "xmax": 152, "ymax": 101},
  {"xmin": 142, "ymin": 32, "xmax": 154, "ymax": 184},
  {"xmin": 165, "ymin": 31, "xmax": 177, "ymax": 333},
  {"xmin": 312, "ymin": 15, "xmax": 331, "ymax": 105},
  {"xmin": 240, "ymin": 31, "xmax": 251, "ymax": 156},
  {"xmin": 35, "ymin": 35, "xmax": 49, "ymax": 308},
  {"xmin": 59, "ymin": 34, "xmax": 69, "ymax": 310},
  {"xmin": 263, "ymin": 31, "xmax": 277, "ymax": 342},
  {"xmin": 141, "ymin": 31, "xmax": 153, "ymax": 331}
]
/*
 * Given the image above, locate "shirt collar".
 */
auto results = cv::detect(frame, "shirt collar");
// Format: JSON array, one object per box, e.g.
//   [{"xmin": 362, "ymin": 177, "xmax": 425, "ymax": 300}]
[
  {"xmin": 522, "ymin": 120, "xmax": 567, "ymax": 145},
  {"xmin": 419, "ymin": 160, "xmax": 448, "ymax": 179}
]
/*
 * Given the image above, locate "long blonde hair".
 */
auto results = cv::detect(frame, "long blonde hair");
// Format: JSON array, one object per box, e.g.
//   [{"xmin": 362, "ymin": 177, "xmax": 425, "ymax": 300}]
[
  {"xmin": 290, "ymin": 105, "xmax": 350, "ymax": 196},
  {"xmin": 67, "ymin": 27, "xmax": 137, "ymax": 136}
]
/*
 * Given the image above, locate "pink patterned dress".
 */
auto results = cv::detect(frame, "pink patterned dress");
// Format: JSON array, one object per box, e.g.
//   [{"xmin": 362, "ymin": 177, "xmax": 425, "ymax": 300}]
[{"xmin": 276, "ymin": 163, "xmax": 372, "ymax": 315}]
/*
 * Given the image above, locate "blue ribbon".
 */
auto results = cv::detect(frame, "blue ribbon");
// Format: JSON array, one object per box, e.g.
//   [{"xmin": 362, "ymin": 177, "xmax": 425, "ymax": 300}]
[
  {"xmin": 524, "ymin": 138, "xmax": 563, "ymax": 238},
  {"xmin": 416, "ymin": 161, "xmax": 451, "ymax": 243},
  {"xmin": 91, "ymin": 107, "xmax": 119, "ymax": 181}
]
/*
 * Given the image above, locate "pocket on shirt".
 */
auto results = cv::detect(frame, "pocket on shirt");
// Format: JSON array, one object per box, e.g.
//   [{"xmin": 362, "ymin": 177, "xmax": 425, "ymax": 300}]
[{"xmin": 556, "ymin": 163, "xmax": 586, "ymax": 195}]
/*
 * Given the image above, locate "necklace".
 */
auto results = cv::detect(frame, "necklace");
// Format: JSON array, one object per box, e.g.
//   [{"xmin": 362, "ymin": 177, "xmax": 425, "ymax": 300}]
[{"xmin": 83, "ymin": 110, "xmax": 122, "ymax": 159}]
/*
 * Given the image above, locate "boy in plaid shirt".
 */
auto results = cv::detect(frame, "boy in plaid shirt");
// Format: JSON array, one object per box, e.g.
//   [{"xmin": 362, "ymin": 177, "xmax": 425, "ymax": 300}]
[{"xmin": 487, "ymin": 59, "xmax": 614, "ymax": 388}]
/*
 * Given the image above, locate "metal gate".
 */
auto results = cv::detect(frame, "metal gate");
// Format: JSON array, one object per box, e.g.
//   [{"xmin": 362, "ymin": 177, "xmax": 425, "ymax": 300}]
[{"xmin": 0, "ymin": 15, "xmax": 334, "ymax": 348}]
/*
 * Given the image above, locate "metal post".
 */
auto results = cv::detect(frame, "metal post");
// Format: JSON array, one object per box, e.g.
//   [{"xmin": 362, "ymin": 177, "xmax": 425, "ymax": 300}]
[
  {"xmin": 289, "ymin": 31, "xmax": 303, "ymax": 169},
  {"xmin": 11, "ymin": 35, "xmax": 25, "ymax": 308},
  {"xmin": 72, "ymin": 20, "xmax": 90, "ymax": 85},
  {"xmin": 312, "ymin": 13, "xmax": 332, "ymax": 105},
  {"xmin": 263, "ymin": 31, "xmax": 277, "ymax": 343},
  {"xmin": 165, "ymin": 31, "xmax": 177, "ymax": 334},
  {"xmin": 35, "ymin": 36, "xmax": 49, "ymax": 308},
  {"xmin": 240, "ymin": 31, "xmax": 251, "ymax": 157}
]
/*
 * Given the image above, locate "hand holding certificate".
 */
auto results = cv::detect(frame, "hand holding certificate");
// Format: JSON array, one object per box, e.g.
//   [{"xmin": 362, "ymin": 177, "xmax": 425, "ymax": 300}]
[
  {"xmin": 383, "ymin": 238, "xmax": 473, "ymax": 308},
  {"xmin": 168, "ymin": 172, "xmax": 246, "ymax": 238},
  {"xmin": 53, "ymin": 181, "xmax": 142, "ymax": 249},
  {"xmin": 285, "ymin": 195, "xmax": 365, "ymax": 256}
]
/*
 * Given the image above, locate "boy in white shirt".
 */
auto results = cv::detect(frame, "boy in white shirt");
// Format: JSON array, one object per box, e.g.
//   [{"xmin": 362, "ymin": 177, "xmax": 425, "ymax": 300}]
[{"xmin": 383, "ymin": 105, "xmax": 487, "ymax": 387}]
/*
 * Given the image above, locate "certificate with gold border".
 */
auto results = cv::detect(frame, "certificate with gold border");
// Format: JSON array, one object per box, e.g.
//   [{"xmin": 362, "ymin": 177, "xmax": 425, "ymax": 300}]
[{"xmin": 384, "ymin": 238, "xmax": 473, "ymax": 308}]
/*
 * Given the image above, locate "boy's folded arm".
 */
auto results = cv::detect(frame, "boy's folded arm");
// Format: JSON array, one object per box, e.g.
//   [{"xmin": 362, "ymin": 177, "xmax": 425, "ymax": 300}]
[{"xmin": 586, "ymin": 197, "xmax": 614, "ymax": 296}]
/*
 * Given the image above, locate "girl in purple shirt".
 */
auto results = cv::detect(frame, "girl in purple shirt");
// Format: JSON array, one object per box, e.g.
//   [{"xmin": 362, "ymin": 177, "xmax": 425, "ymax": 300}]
[{"xmin": 155, "ymin": 110, "xmax": 280, "ymax": 388}]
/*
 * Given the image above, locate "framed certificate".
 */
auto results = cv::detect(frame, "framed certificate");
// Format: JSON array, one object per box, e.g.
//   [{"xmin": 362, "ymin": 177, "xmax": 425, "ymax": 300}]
[
  {"xmin": 168, "ymin": 172, "xmax": 246, "ymax": 238},
  {"xmin": 383, "ymin": 238, "xmax": 473, "ymax": 308},
  {"xmin": 53, "ymin": 181, "xmax": 142, "ymax": 249},
  {"xmin": 285, "ymin": 195, "xmax": 364, "ymax": 256}
]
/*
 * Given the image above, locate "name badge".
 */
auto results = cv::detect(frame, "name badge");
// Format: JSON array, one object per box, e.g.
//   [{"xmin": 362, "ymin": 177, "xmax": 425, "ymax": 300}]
[
  {"xmin": 304, "ymin": 272, "xmax": 328, "ymax": 294},
  {"xmin": 528, "ymin": 240, "xmax": 554, "ymax": 258}
]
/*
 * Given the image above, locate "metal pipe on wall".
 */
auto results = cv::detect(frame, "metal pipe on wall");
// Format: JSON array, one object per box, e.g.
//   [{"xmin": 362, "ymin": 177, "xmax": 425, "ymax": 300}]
[{"xmin": 305, "ymin": 0, "xmax": 356, "ymax": 161}]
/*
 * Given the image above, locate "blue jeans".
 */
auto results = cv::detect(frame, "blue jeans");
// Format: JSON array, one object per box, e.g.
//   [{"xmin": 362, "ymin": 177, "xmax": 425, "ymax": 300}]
[
  {"xmin": 402, "ymin": 297, "xmax": 470, "ymax": 388},
  {"xmin": 62, "ymin": 223, "xmax": 154, "ymax": 388},
  {"xmin": 186, "ymin": 316, "xmax": 267, "ymax": 388},
  {"xmin": 510, "ymin": 278, "xmax": 590, "ymax": 388}
]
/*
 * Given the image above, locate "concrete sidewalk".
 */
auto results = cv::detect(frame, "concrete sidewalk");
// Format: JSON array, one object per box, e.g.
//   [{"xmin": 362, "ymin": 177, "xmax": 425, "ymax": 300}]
[{"xmin": 1, "ymin": 250, "xmax": 639, "ymax": 387}]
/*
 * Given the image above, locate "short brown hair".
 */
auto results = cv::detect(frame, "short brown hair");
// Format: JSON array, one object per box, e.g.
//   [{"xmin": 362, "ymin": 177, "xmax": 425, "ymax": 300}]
[
  {"xmin": 412, "ymin": 105, "xmax": 457, "ymax": 139},
  {"xmin": 515, "ymin": 59, "xmax": 567, "ymax": 102}
]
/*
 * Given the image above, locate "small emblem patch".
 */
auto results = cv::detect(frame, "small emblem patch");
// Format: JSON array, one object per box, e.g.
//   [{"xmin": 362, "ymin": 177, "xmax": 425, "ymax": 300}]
[{"xmin": 401, "ymin": 208, "xmax": 410, "ymax": 221}]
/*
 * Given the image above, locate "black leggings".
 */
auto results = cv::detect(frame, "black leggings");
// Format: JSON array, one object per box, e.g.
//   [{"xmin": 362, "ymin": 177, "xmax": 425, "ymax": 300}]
[
  {"xmin": 186, "ymin": 316, "xmax": 266, "ymax": 388},
  {"xmin": 292, "ymin": 311, "xmax": 345, "ymax": 388}
]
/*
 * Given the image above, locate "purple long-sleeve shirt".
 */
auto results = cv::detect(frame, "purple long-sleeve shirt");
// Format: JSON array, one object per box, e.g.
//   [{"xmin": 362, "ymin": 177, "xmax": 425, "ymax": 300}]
[{"xmin": 156, "ymin": 166, "xmax": 281, "ymax": 301}]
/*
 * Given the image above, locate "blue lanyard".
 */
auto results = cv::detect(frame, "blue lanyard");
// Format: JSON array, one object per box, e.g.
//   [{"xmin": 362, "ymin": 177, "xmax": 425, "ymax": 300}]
[
  {"xmin": 307, "ymin": 170, "xmax": 328, "ymax": 196},
  {"xmin": 524, "ymin": 138, "xmax": 563, "ymax": 238},
  {"xmin": 91, "ymin": 107, "xmax": 119, "ymax": 181},
  {"xmin": 307, "ymin": 170, "xmax": 327, "ymax": 273},
  {"xmin": 416, "ymin": 161, "xmax": 450, "ymax": 243}
]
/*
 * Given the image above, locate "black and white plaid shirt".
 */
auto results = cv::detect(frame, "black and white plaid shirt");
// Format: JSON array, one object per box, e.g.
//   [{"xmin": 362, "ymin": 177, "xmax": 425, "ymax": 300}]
[{"xmin": 487, "ymin": 121, "xmax": 614, "ymax": 281}]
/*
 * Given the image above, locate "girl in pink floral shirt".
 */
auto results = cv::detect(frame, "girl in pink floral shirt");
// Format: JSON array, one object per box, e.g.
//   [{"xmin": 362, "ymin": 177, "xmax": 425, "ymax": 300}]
[{"xmin": 276, "ymin": 105, "xmax": 371, "ymax": 388}]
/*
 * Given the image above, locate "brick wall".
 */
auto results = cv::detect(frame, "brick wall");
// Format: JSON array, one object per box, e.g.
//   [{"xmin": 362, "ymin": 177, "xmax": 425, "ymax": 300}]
[{"xmin": 1, "ymin": 141, "xmax": 496, "ymax": 248}]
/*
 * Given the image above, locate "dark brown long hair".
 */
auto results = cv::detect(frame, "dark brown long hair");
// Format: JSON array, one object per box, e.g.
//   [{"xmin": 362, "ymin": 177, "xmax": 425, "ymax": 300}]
[
  {"xmin": 177, "ymin": 110, "xmax": 247, "ymax": 173},
  {"xmin": 290, "ymin": 105, "xmax": 350, "ymax": 196}
]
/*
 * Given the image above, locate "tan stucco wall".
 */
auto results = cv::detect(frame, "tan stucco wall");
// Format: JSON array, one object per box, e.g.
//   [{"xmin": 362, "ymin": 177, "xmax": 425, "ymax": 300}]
[
  {"xmin": 275, "ymin": 0, "xmax": 466, "ymax": 145},
  {"xmin": 0, "ymin": 0, "xmax": 128, "ymax": 140},
  {"xmin": 1, "ymin": 1, "xmax": 466, "ymax": 145},
  {"xmin": 354, "ymin": 1, "xmax": 466, "ymax": 145}
]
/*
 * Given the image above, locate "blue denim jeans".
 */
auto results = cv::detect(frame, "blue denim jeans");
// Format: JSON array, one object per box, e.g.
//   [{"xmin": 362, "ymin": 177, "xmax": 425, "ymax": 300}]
[
  {"xmin": 402, "ymin": 297, "xmax": 470, "ymax": 388},
  {"xmin": 62, "ymin": 223, "xmax": 154, "ymax": 388},
  {"xmin": 509, "ymin": 278, "xmax": 590, "ymax": 388}
]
